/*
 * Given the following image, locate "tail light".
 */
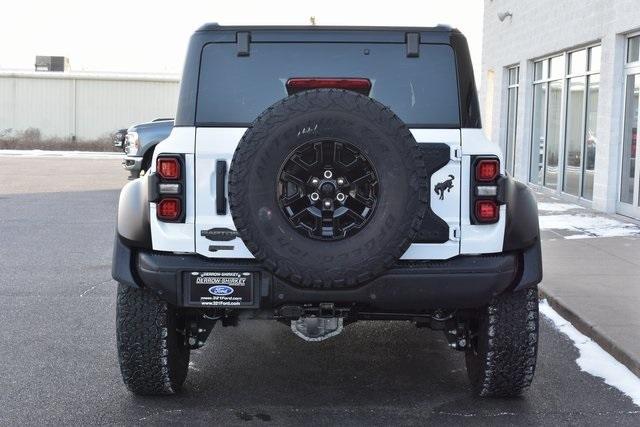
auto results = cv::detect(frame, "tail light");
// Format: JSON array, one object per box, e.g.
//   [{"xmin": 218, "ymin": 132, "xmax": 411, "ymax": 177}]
[
  {"xmin": 475, "ymin": 200, "xmax": 499, "ymax": 223},
  {"xmin": 153, "ymin": 155, "xmax": 185, "ymax": 222},
  {"xmin": 471, "ymin": 157, "xmax": 501, "ymax": 224},
  {"xmin": 475, "ymin": 159, "xmax": 499, "ymax": 182},
  {"xmin": 286, "ymin": 78, "xmax": 372, "ymax": 95},
  {"xmin": 157, "ymin": 198, "xmax": 181, "ymax": 221},
  {"xmin": 157, "ymin": 157, "xmax": 181, "ymax": 180}
]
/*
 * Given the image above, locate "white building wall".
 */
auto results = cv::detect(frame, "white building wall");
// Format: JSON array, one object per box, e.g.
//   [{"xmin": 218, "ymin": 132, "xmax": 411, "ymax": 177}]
[
  {"xmin": 481, "ymin": 0, "xmax": 640, "ymax": 213},
  {"xmin": 0, "ymin": 72, "xmax": 179, "ymax": 140}
]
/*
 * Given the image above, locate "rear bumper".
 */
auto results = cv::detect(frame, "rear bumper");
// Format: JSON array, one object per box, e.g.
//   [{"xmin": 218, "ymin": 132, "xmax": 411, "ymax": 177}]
[{"xmin": 113, "ymin": 236, "xmax": 542, "ymax": 313}]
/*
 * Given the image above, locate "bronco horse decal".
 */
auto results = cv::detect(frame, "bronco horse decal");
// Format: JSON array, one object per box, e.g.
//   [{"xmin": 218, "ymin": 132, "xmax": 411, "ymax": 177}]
[{"xmin": 434, "ymin": 175, "xmax": 455, "ymax": 200}]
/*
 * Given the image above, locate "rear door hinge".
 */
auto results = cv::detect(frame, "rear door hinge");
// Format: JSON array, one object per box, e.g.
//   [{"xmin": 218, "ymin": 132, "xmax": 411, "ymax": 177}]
[
  {"xmin": 406, "ymin": 32, "xmax": 420, "ymax": 57},
  {"xmin": 237, "ymin": 32, "xmax": 251, "ymax": 57},
  {"xmin": 450, "ymin": 145, "xmax": 462, "ymax": 161},
  {"xmin": 449, "ymin": 226, "xmax": 460, "ymax": 241}
]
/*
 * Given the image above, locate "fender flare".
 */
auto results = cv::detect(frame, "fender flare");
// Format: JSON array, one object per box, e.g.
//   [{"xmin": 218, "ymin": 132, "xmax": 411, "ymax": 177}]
[
  {"xmin": 112, "ymin": 175, "xmax": 154, "ymax": 287},
  {"xmin": 498, "ymin": 175, "xmax": 543, "ymax": 291},
  {"xmin": 116, "ymin": 174, "xmax": 152, "ymax": 248}
]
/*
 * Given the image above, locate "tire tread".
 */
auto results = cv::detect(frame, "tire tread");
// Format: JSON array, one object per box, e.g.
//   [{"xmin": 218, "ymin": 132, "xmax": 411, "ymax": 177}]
[
  {"xmin": 465, "ymin": 287, "xmax": 539, "ymax": 397},
  {"xmin": 116, "ymin": 284, "xmax": 189, "ymax": 395}
]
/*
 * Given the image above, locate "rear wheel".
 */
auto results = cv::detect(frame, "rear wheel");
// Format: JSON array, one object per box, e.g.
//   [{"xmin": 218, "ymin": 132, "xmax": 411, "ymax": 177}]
[
  {"xmin": 116, "ymin": 284, "xmax": 190, "ymax": 395},
  {"xmin": 465, "ymin": 287, "xmax": 539, "ymax": 397}
]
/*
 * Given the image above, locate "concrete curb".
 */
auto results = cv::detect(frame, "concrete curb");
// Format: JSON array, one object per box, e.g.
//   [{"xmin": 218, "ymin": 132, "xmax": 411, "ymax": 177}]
[{"xmin": 539, "ymin": 286, "xmax": 640, "ymax": 378}]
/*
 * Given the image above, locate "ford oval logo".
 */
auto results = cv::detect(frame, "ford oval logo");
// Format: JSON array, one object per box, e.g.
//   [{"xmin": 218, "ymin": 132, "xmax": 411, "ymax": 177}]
[{"xmin": 208, "ymin": 285, "xmax": 234, "ymax": 296}]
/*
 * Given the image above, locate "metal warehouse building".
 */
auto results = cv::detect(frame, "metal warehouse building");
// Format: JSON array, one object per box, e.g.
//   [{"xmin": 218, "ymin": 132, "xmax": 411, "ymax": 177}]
[
  {"xmin": 481, "ymin": 0, "xmax": 640, "ymax": 220},
  {"xmin": 0, "ymin": 71, "xmax": 179, "ymax": 142}
]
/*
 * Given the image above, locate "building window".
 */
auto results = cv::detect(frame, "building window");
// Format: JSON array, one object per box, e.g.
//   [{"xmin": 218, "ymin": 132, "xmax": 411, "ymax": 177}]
[
  {"xmin": 564, "ymin": 47, "xmax": 600, "ymax": 199},
  {"xmin": 620, "ymin": 35, "xmax": 640, "ymax": 210},
  {"xmin": 529, "ymin": 55, "xmax": 564, "ymax": 189},
  {"xmin": 529, "ymin": 46, "xmax": 600, "ymax": 200},
  {"xmin": 628, "ymin": 35, "xmax": 640, "ymax": 64},
  {"xmin": 505, "ymin": 66, "xmax": 519, "ymax": 174}
]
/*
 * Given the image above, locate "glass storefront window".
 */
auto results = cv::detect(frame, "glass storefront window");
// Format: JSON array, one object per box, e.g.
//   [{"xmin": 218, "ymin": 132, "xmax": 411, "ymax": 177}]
[
  {"xmin": 628, "ymin": 36, "xmax": 640, "ymax": 63},
  {"xmin": 589, "ymin": 46, "xmax": 601, "ymax": 72},
  {"xmin": 549, "ymin": 56, "xmax": 565, "ymax": 79},
  {"xmin": 534, "ymin": 60, "xmax": 548, "ymax": 81},
  {"xmin": 544, "ymin": 80, "xmax": 563, "ymax": 189},
  {"xmin": 530, "ymin": 84, "xmax": 547, "ymax": 185},
  {"xmin": 505, "ymin": 66, "xmax": 519, "ymax": 175},
  {"xmin": 508, "ymin": 67, "xmax": 519, "ymax": 85},
  {"xmin": 583, "ymin": 74, "xmax": 599, "ymax": 200},
  {"xmin": 620, "ymin": 74, "xmax": 639, "ymax": 204},
  {"xmin": 506, "ymin": 87, "xmax": 518, "ymax": 173},
  {"xmin": 563, "ymin": 77, "xmax": 586, "ymax": 196},
  {"xmin": 569, "ymin": 50, "xmax": 587, "ymax": 75},
  {"xmin": 529, "ymin": 46, "xmax": 600, "ymax": 200}
]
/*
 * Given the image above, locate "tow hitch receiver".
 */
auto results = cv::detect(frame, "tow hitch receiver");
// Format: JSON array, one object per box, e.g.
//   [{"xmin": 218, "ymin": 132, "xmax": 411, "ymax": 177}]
[
  {"xmin": 286, "ymin": 303, "xmax": 345, "ymax": 341},
  {"xmin": 291, "ymin": 317, "xmax": 344, "ymax": 342}
]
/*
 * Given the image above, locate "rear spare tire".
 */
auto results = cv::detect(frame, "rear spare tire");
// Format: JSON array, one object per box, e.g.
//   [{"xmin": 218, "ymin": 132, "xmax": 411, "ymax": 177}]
[{"xmin": 228, "ymin": 89, "xmax": 427, "ymax": 288}]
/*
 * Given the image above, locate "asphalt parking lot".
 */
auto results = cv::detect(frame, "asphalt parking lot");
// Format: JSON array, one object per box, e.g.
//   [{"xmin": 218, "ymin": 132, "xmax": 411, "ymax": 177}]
[{"xmin": 0, "ymin": 156, "xmax": 639, "ymax": 425}]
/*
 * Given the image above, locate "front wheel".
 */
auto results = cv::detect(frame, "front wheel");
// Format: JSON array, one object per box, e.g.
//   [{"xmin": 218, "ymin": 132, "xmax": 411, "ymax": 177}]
[
  {"xmin": 465, "ymin": 286, "xmax": 539, "ymax": 397},
  {"xmin": 116, "ymin": 284, "xmax": 190, "ymax": 395}
]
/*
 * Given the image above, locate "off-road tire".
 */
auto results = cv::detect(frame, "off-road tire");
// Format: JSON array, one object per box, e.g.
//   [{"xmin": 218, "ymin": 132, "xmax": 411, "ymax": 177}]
[
  {"xmin": 228, "ymin": 89, "xmax": 427, "ymax": 289},
  {"xmin": 116, "ymin": 283, "xmax": 190, "ymax": 395},
  {"xmin": 465, "ymin": 286, "xmax": 539, "ymax": 397}
]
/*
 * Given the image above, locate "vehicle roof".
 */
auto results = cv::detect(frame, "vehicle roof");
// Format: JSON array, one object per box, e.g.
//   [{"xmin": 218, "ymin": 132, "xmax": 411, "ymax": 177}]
[
  {"xmin": 191, "ymin": 24, "xmax": 459, "ymax": 44},
  {"xmin": 196, "ymin": 23, "xmax": 454, "ymax": 32}
]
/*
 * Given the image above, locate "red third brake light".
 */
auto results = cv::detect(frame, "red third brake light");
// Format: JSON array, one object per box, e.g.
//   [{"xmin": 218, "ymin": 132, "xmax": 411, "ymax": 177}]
[
  {"xmin": 157, "ymin": 198, "xmax": 181, "ymax": 221},
  {"xmin": 286, "ymin": 78, "xmax": 372, "ymax": 95},
  {"xmin": 476, "ymin": 159, "xmax": 499, "ymax": 182},
  {"xmin": 475, "ymin": 200, "xmax": 499, "ymax": 223},
  {"xmin": 157, "ymin": 157, "xmax": 181, "ymax": 180}
]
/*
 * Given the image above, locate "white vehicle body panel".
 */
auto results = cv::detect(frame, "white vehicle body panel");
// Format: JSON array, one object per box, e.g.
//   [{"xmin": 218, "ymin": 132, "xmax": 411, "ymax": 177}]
[
  {"xmin": 149, "ymin": 127, "xmax": 196, "ymax": 252},
  {"xmin": 194, "ymin": 127, "xmax": 252, "ymax": 258},
  {"xmin": 150, "ymin": 126, "xmax": 506, "ymax": 259},
  {"xmin": 459, "ymin": 128, "xmax": 506, "ymax": 254}
]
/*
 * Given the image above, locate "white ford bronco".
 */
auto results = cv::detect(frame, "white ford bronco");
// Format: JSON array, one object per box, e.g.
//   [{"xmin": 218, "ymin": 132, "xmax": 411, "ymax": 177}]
[{"xmin": 113, "ymin": 24, "xmax": 542, "ymax": 397}]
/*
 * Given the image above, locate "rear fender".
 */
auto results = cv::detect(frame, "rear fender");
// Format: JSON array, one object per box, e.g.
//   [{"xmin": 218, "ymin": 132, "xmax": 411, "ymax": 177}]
[
  {"xmin": 498, "ymin": 175, "xmax": 543, "ymax": 291},
  {"xmin": 116, "ymin": 175, "xmax": 151, "ymax": 248}
]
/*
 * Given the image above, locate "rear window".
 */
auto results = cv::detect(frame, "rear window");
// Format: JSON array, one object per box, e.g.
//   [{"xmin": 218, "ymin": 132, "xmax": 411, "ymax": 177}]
[{"xmin": 196, "ymin": 42, "xmax": 460, "ymax": 128}]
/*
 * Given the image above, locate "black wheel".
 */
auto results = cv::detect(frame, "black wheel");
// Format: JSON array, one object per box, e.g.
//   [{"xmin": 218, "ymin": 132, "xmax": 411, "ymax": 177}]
[
  {"xmin": 465, "ymin": 287, "xmax": 539, "ymax": 397},
  {"xmin": 116, "ymin": 284, "xmax": 190, "ymax": 395},
  {"xmin": 228, "ymin": 89, "xmax": 427, "ymax": 289}
]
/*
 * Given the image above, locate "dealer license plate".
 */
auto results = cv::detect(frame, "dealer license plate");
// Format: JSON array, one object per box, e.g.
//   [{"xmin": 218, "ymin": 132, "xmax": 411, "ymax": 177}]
[{"xmin": 188, "ymin": 271, "xmax": 254, "ymax": 306}]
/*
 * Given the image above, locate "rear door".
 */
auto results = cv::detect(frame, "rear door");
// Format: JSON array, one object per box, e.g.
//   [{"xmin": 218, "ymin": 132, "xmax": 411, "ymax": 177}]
[
  {"xmin": 401, "ymin": 129, "xmax": 461, "ymax": 260},
  {"xmin": 194, "ymin": 41, "xmax": 462, "ymax": 259}
]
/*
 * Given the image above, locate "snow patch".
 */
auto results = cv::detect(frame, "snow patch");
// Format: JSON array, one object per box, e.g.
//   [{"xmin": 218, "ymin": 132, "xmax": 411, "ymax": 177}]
[
  {"xmin": 540, "ymin": 300, "xmax": 640, "ymax": 407},
  {"xmin": 0, "ymin": 149, "xmax": 123, "ymax": 159},
  {"xmin": 537, "ymin": 202, "xmax": 584, "ymax": 212},
  {"xmin": 539, "ymin": 214, "xmax": 640, "ymax": 238}
]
